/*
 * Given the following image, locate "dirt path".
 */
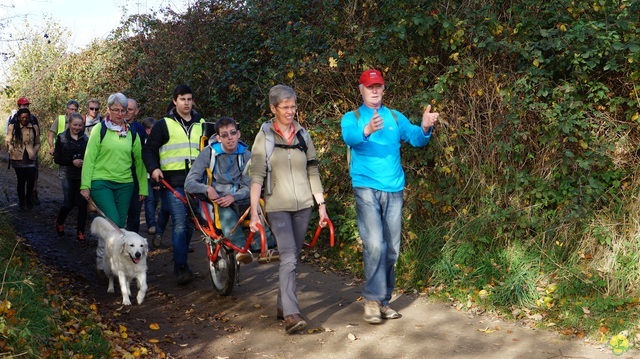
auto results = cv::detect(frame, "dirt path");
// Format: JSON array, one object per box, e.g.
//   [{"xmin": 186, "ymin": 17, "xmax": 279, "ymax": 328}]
[{"xmin": 0, "ymin": 151, "xmax": 634, "ymax": 359}]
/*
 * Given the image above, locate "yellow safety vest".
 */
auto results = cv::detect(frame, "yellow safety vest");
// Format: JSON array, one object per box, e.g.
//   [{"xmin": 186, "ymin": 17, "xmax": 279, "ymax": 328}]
[
  {"xmin": 56, "ymin": 115, "xmax": 67, "ymax": 135},
  {"xmin": 159, "ymin": 117, "xmax": 204, "ymax": 171}
]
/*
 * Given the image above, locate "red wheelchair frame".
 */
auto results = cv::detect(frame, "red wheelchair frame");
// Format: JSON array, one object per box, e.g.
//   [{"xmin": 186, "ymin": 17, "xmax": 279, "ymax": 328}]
[{"xmin": 160, "ymin": 178, "xmax": 335, "ymax": 295}]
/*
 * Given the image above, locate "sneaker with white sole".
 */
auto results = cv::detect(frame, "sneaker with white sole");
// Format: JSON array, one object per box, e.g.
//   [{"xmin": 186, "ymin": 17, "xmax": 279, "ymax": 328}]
[
  {"xmin": 363, "ymin": 299, "xmax": 382, "ymax": 324},
  {"xmin": 236, "ymin": 251, "xmax": 253, "ymax": 264},
  {"xmin": 381, "ymin": 305, "xmax": 402, "ymax": 319}
]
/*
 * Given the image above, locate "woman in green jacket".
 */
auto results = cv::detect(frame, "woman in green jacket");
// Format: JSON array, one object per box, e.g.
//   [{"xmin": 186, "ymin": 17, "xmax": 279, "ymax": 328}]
[{"xmin": 80, "ymin": 92, "xmax": 147, "ymax": 275}]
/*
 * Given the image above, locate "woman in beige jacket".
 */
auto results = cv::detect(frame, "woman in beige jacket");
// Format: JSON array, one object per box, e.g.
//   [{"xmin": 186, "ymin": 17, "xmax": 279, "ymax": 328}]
[{"xmin": 6, "ymin": 108, "xmax": 40, "ymax": 211}]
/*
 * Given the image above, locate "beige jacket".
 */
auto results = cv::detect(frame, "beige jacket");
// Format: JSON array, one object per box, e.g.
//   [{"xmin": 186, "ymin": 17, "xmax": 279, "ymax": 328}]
[
  {"xmin": 6, "ymin": 123, "xmax": 40, "ymax": 161},
  {"xmin": 250, "ymin": 120, "xmax": 323, "ymax": 213}
]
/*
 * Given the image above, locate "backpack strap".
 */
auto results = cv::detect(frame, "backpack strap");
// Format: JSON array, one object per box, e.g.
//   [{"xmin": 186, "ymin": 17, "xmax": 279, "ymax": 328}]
[
  {"xmin": 206, "ymin": 145, "xmax": 246, "ymax": 186},
  {"xmin": 99, "ymin": 120, "xmax": 137, "ymax": 145},
  {"xmin": 261, "ymin": 121, "xmax": 313, "ymax": 196}
]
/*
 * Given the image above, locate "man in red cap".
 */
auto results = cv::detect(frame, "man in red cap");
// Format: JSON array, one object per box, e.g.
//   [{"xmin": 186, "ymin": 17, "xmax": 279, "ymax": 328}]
[
  {"xmin": 341, "ymin": 69, "xmax": 439, "ymax": 324},
  {"xmin": 5, "ymin": 97, "xmax": 39, "ymax": 132},
  {"xmin": 6, "ymin": 97, "xmax": 42, "ymax": 205}
]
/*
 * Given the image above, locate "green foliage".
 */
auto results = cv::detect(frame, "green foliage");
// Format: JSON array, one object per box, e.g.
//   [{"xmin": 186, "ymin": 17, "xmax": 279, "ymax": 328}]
[
  {"xmin": 2, "ymin": 19, "xmax": 126, "ymax": 165},
  {"xmin": 3, "ymin": 0, "xmax": 640, "ymax": 343}
]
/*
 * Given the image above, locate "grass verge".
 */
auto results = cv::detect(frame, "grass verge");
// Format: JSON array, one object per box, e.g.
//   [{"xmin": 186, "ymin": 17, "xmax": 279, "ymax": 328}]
[{"xmin": 0, "ymin": 215, "xmax": 162, "ymax": 358}]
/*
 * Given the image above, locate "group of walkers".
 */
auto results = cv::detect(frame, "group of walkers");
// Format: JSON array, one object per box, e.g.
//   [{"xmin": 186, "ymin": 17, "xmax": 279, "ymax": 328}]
[{"xmin": 4, "ymin": 69, "xmax": 439, "ymax": 334}]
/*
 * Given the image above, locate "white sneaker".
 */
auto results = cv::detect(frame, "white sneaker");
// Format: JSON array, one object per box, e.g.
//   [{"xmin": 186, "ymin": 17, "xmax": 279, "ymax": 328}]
[{"xmin": 381, "ymin": 305, "xmax": 402, "ymax": 319}]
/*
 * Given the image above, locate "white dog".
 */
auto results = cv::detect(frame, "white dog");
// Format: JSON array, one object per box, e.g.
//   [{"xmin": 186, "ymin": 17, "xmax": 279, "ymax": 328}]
[{"xmin": 91, "ymin": 217, "xmax": 148, "ymax": 305}]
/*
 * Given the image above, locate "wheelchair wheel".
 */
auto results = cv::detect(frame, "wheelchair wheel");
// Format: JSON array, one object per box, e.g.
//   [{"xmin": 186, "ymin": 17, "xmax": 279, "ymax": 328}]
[{"xmin": 209, "ymin": 246, "xmax": 236, "ymax": 295}]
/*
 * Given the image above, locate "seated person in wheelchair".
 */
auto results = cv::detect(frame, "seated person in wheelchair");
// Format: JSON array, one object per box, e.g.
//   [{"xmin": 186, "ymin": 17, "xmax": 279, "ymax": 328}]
[{"xmin": 185, "ymin": 116, "xmax": 274, "ymax": 264}]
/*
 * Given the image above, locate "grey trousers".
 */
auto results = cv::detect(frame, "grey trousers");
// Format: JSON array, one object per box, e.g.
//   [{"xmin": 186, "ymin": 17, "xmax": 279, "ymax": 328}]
[{"xmin": 267, "ymin": 207, "xmax": 312, "ymax": 317}]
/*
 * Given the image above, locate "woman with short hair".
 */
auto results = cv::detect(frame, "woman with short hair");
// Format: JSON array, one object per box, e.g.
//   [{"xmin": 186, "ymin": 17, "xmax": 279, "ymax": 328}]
[
  {"xmin": 80, "ymin": 93, "xmax": 148, "ymax": 276},
  {"xmin": 249, "ymin": 85, "xmax": 330, "ymax": 334}
]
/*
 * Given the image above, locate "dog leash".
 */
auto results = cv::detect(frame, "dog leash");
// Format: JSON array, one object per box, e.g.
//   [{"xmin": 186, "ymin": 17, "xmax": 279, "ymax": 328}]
[{"xmin": 87, "ymin": 197, "xmax": 125, "ymax": 234}]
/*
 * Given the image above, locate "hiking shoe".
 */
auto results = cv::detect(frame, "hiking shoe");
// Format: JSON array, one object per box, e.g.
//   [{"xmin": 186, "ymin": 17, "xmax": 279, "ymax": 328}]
[
  {"xmin": 56, "ymin": 223, "xmax": 65, "ymax": 237},
  {"xmin": 236, "ymin": 251, "xmax": 253, "ymax": 264},
  {"xmin": 284, "ymin": 314, "xmax": 307, "ymax": 334},
  {"xmin": 277, "ymin": 308, "xmax": 284, "ymax": 320},
  {"xmin": 363, "ymin": 299, "xmax": 382, "ymax": 324},
  {"xmin": 176, "ymin": 265, "xmax": 193, "ymax": 286},
  {"xmin": 381, "ymin": 305, "xmax": 402, "ymax": 319},
  {"xmin": 148, "ymin": 226, "xmax": 156, "ymax": 235},
  {"xmin": 76, "ymin": 231, "xmax": 86, "ymax": 242},
  {"xmin": 152, "ymin": 234, "xmax": 163, "ymax": 247},
  {"xmin": 257, "ymin": 250, "xmax": 280, "ymax": 264}
]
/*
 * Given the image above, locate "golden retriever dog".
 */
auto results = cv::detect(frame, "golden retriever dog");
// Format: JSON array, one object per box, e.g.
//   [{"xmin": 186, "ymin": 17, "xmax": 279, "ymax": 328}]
[{"xmin": 90, "ymin": 217, "xmax": 148, "ymax": 305}]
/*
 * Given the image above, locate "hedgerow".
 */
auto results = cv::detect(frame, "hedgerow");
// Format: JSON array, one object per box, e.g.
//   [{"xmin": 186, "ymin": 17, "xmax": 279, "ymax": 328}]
[{"xmin": 4, "ymin": 0, "xmax": 640, "ymax": 344}]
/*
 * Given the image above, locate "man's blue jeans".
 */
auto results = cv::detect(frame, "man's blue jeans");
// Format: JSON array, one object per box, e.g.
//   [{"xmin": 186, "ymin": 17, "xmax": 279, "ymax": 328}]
[
  {"xmin": 354, "ymin": 187, "xmax": 403, "ymax": 306},
  {"xmin": 214, "ymin": 202, "xmax": 275, "ymax": 250},
  {"xmin": 144, "ymin": 180, "xmax": 160, "ymax": 228},
  {"xmin": 162, "ymin": 187, "xmax": 194, "ymax": 274}
]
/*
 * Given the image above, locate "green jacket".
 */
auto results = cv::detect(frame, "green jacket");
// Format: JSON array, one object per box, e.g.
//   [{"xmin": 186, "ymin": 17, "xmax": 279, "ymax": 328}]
[{"xmin": 80, "ymin": 122, "xmax": 148, "ymax": 196}]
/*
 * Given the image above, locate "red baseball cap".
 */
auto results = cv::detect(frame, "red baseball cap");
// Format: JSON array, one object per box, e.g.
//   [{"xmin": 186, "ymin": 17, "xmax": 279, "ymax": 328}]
[
  {"xmin": 359, "ymin": 69, "xmax": 385, "ymax": 87},
  {"xmin": 17, "ymin": 97, "xmax": 30, "ymax": 105}
]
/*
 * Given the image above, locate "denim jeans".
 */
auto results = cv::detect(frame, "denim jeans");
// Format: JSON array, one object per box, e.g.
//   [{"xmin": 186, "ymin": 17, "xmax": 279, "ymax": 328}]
[
  {"xmin": 354, "ymin": 187, "xmax": 403, "ymax": 306},
  {"xmin": 126, "ymin": 177, "xmax": 142, "ymax": 233},
  {"xmin": 217, "ymin": 202, "xmax": 275, "ymax": 250},
  {"xmin": 144, "ymin": 180, "xmax": 160, "ymax": 228},
  {"xmin": 218, "ymin": 204, "xmax": 247, "ymax": 248},
  {"xmin": 162, "ymin": 187, "xmax": 194, "ymax": 274}
]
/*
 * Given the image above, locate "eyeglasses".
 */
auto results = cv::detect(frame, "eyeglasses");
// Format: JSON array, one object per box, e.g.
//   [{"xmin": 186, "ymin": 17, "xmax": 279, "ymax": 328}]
[
  {"xmin": 217, "ymin": 130, "xmax": 238, "ymax": 139},
  {"xmin": 277, "ymin": 105, "xmax": 297, "ymax": 112},
  {"xmin": 89, "ymin": 107, "xmax": 99, "ymax": 111},
  {"xmin": 109, "ymin": 107, "xmax": 127, "ymax": 114}
]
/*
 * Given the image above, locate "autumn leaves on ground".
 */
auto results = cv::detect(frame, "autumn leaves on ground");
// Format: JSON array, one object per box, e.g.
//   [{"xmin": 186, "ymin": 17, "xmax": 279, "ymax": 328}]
[{"xmin": 0, "ymin": 228, "xmax": 162, "ymax": 358}]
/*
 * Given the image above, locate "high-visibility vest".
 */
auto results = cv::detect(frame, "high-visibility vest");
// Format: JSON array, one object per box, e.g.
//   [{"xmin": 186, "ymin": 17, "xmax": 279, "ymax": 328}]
[
  {"xmin": 56, "ymin": 115, "xmax": 67, "ymax": 135},
  {"xmin": 159, "ymin": 117, "xmax": 204, "ymax": 171}
]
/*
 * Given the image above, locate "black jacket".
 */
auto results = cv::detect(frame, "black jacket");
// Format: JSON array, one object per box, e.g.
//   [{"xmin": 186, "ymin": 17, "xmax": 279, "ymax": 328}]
[{"xmin": 54, "ymin": 129, "xmax": 88, "ymax": 179}]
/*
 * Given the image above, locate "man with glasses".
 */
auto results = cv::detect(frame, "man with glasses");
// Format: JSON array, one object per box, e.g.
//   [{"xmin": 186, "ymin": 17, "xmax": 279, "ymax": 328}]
[
  {"xmin": 48, "ymin": 100, "xmax": 79, "ymax": 156},
  {"xmin": 185, "ymin": 116, "xmax": 275, "ymax": 264},
  {"xmin": 143, "ymin": 85, "xmax": 204, "ymax": 285},
  {"xmin": 84, "ymin": 98, "xmax": 102, "ymax": 135}
]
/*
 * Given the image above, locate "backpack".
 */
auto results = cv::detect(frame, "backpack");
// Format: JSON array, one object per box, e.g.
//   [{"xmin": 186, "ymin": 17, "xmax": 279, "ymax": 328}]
[
  {"xmin": 346, "ymin": 108, "xmax": 399, "ymax": 169},
  {"xmin": 260, "ymin": 120, "xmax": 315, "ymax": 196}
]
